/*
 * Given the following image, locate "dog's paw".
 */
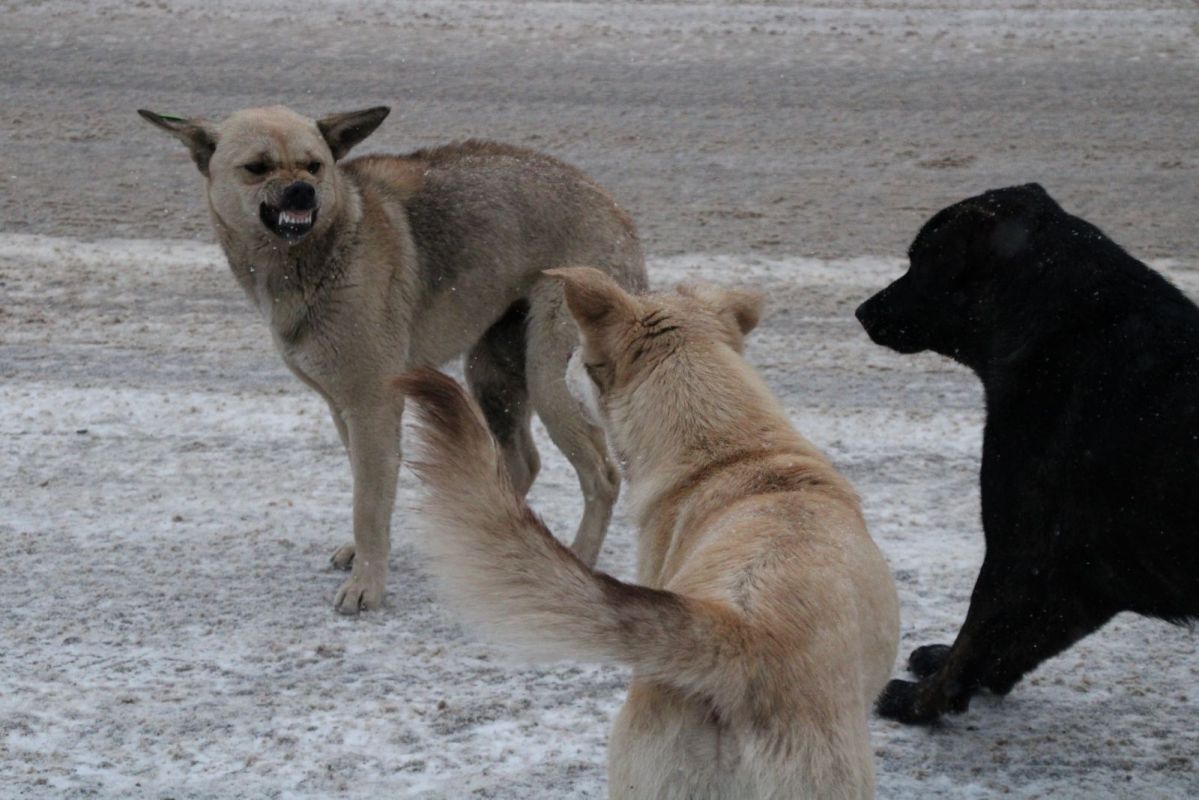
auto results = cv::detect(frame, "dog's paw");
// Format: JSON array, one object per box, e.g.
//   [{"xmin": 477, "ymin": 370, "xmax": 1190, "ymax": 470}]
[
  {"xmin": 330, "ymin": 542, "xmax": 355, "ymax": 571},
  {"xmin": 908, "ymin": 643, "xmax": 952, "ymax": 679},
  {"xmin": 876, "ymin": 679, "xmax": 941, "ymax": 726},
  {"xmin": 334, "ymin": 569, "xmax": 384, "ymax": 615}
]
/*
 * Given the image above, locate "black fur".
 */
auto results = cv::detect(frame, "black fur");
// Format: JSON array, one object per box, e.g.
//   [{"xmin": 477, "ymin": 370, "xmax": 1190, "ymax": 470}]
[{"xmin": 856, "ymin": 183, "xmax": 1199, "ymax": 725}]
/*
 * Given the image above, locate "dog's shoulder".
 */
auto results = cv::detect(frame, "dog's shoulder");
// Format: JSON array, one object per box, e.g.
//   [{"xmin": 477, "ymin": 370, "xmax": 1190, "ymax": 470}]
[{"xmin": 341, "ymin": 154, "xmax": 427, "ymax": 205}]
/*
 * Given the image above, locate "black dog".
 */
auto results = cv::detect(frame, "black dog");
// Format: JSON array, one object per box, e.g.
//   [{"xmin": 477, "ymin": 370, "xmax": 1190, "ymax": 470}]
[{"xmin": 856, "ymin": 183, "xmax": 1199, "ymax": 725}]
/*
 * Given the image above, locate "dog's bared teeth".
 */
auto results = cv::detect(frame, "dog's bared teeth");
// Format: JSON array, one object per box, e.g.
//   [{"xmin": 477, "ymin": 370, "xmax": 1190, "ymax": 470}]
[{"xmin": 279, "ymin": 209, "xmax": 313, "ymax": 226}]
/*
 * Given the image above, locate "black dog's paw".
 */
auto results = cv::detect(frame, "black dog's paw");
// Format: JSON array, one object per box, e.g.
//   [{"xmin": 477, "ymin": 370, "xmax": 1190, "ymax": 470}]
[
  {"xmin": 876, "ymin": 679, "xmax": 941, "ymax": 725},
  {"xmin": 907, "ymin": 643, "xmax": 952, "ymax": 679}
]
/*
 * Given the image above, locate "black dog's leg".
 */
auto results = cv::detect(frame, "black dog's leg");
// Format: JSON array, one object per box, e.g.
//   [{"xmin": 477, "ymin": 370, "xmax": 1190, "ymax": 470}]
[
  {"xmin": 977, "ymin": 592, "xmax": 1116, "ymax": 697},
  {"xmin": 878, "ymin": 559, "xmax": 1109, "ymax": 725},
  {"xmin": 907, "ymin": 644, "xmax": 952, "ymax": 679}
]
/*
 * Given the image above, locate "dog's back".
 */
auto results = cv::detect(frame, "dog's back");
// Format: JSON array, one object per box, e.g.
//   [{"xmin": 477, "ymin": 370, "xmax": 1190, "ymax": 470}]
[
  {"xmin": 1012, "ymin": 227, "xmax": 1199, "ymax": 620},
  {"xmin": 610, "ymin": 462, "xmax": 898, "ymax": 799},
  {"xmin": 347, "ymin": 142, "xmax": 645, "ymax": 290},
  {"xmin": 342, "ymin": 142, "xmax": 645, "ymax": 371}
]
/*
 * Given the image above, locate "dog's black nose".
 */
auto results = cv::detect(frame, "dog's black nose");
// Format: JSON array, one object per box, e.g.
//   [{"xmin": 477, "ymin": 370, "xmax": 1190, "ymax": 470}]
[
  {"xmin": 854, "ymin": 300, "xmax": 871, "ymax": 325},
  {"xmin": 280, "ymin": 181, "xmax": 316, "ymax": 211}
]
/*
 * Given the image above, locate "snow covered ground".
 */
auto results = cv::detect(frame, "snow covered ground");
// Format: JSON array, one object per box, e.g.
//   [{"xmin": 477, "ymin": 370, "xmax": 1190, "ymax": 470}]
[{"xmin": 3, "ymin": 234, "xmax": 1198, "ymax": 798}]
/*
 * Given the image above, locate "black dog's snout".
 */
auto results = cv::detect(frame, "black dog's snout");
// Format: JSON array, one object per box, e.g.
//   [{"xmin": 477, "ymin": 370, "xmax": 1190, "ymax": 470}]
[
  {"xmin": 854, "ymin": 299, "xmax": 871, "ymax": 326},
  {"xmin": 280, "ymin": 181, "xmax": 316, "ymax": 211},
  {"xmin": 855, "ymin": 295, "xmax": 883, "ymax": 333}
]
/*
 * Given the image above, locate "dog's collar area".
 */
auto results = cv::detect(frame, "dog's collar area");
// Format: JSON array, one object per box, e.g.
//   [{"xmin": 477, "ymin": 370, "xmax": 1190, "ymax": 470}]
[{"xmin": 260, "ymin": 202, "xmax": 317, "ymax": 242}]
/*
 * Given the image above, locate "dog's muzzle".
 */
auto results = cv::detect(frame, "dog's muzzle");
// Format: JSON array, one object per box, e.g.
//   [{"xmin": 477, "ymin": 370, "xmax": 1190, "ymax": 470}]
[
  {"xmin": 855, "ymin": 296, "xmax": 926, "ymax": 354},
  {"xmin": 260, "ymin": 181, "xmax": 318, "ymax": 242}
]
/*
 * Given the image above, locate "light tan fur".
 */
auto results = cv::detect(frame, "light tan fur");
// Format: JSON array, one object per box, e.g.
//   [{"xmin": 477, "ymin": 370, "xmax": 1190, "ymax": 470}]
[
  {"xmin": 397, "ymin": 269, "xmax": 899, "ymax": 799},
  {"xmin": 140, "ymin": 105, "xmax": 645, "ymax": 613}
]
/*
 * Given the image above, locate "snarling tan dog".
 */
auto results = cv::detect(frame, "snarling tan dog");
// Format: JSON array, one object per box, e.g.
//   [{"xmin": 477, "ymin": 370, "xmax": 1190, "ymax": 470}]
[
  {"xmin": 139, "ymin": 105, "xmax": 645, "ymax": 613},
  {"xmin": 397, "ymin": 268, "xmax": 899, "ymax": 799}
]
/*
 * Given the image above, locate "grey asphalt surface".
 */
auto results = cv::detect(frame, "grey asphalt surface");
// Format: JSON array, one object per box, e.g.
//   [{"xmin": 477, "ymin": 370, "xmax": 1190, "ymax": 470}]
[{"xmin": 1, "ymin": 0, "xmax": 1197, "ymax": 259}]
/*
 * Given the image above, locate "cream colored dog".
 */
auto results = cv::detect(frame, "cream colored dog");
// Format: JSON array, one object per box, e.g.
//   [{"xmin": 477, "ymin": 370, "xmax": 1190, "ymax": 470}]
[
  {"xmin": 139, "ymin": 105, "xmax": 644, "ymax": 613},
  {"xmin": 397, "ymin": 268, "xmax": 899, "ymax": 799}
]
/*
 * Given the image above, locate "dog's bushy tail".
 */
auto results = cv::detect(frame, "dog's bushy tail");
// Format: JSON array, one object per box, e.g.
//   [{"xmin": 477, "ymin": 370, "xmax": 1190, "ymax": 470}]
[{"xmin": 396, "ymin": 368, "xmax": 752, "ymax": 703}]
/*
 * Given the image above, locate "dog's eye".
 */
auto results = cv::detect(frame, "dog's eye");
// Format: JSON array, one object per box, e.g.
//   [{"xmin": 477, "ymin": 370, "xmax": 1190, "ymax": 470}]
[
  {"xmin": 306, "ymin": 161, "xmax": 322, "ymax": 175},
  {"xmin": 243, "ymin": 162, "xmax": 269, "ymax": 176}
]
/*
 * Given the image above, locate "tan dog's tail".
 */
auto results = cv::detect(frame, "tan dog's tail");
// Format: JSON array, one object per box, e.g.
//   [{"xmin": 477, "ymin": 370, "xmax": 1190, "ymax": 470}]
[{"xmin": 396, "ymin": 368, "xmax": 751, "ymax": 702}]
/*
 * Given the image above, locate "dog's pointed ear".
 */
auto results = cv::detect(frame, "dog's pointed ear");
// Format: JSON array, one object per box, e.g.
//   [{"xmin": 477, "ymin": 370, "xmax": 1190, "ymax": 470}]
[
  {"xmin": 679, "ymin": 283, "xmax": 764, "ymax": 338},
  {"xmin": 717, "ymin": 286, "xmax": 764, "ymax": 336},
  {"xmin": 317, "ymin": 106, "xmax": 390, "ymax": 160},
  {"xmin": 544, "ymin": 267, "xmax": 637, "ymax": 331},
  {"xmin": 138, "ymin": 110, "xmax": 218, "ymax": 176}
]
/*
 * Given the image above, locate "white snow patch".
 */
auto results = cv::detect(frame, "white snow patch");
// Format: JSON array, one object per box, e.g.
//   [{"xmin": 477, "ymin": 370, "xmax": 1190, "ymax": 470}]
[{"xmin": 2, "ymin": 234, "xmax": 1198, "ymax": 798}]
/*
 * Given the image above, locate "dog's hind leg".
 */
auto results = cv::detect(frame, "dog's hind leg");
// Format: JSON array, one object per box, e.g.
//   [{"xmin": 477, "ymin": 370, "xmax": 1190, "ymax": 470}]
[
  {"xmin": 524, "ymin": 282, "xmax": 620, "ymax": 568},
  {"xmin": 465, "ymin": 299, "xmax": 540, "ymax": 497}
]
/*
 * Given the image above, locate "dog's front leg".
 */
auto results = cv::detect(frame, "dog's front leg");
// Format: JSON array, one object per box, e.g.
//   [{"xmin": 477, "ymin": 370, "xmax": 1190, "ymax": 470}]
[
  {"xmin": 876, "ymin": 556, "xmax": 1108, "ymax": 724},
  {"xmin": 874, "ymin": 560, "xmax": 1017, "ymax": 724},
  {"xmin": 324, "ymin": 398, "xmax": 358, "ymax": 572},
  {"xmin": 333, "ymin": 402, "xmax": 402, "ymax": 614}
]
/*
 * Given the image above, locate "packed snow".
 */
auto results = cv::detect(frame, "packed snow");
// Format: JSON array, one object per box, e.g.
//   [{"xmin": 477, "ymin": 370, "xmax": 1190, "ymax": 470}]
[{"xmin": 2, "ymin": 235, "xmax": 1197, "ymax": 797}]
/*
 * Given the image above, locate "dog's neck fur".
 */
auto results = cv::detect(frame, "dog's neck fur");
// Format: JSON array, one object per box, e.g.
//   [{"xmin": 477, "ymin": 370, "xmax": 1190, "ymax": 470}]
[
  {"xmin": 210, "ymin": 173, "xmax": 364, "ymax": 342},
  {"xmin": 618, "ymin": 345, "xmax": 856, "ymax": 584}
]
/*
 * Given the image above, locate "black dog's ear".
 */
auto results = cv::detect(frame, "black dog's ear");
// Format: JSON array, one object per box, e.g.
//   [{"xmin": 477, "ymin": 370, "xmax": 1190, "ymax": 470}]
[
  {"xmin": 954, "ymin": 201, "xmax": 1034, "ymax": 261},
  {"xmin": 991, "ymin": 216, "xmax": 1035, "ymax": 259},
  {"xmin": 1015, "ymin": 182, "xmax": 1050, "ymax": 200},
  {"xmin": 983, "ymin": 183, "xmax": 1062, "ymax": 219},
  {"xmin": 138, "ymin": 110, "xmax": 218, "ymax": 176},
  {"xmin": 991, "ymin": 184, "xmax": 1058, "ymax": 258},
  {"xmin": 317, "ymin": 106, "xmax": 390, "ymax": 160},
  {"xmin": 956, "ymin": 184, "xmax": 1060, "ymax": 261}
]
